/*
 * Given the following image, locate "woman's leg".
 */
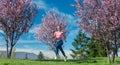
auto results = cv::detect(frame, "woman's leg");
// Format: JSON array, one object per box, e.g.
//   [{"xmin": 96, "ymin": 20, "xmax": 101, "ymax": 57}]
[
  {"xmin": 55, "ymin": 44, "xmax": 59, "ymax": 57},
  {"xmin": 59, "ymin": 41, "xmax": 67, "ymax": 62},
  {"xmin": 59, "ymin": 46, "xmax": 66, "ymax": 57},
  {"xmin": 58, "ymin": 40, "xmax": 66, "ymax": 57},
  {"xmin": 55, "ymin": 40, "xmax": 62, "ymax": 57}
]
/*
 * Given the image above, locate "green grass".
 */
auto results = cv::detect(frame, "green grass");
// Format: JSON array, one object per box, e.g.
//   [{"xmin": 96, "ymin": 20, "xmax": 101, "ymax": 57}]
[{"xmin": 0, "ymin": 57, "xmax": 120, "ymax": 65}]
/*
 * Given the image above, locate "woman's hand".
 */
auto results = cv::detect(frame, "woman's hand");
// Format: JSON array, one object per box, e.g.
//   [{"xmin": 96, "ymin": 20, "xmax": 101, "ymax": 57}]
[
  {"xmin": 52, "ymin": 30, "xmax": 55, "ymax": 37},
  {"xmin": 52, "ymin": 30, "xmax": 54, "ymax": 33}
]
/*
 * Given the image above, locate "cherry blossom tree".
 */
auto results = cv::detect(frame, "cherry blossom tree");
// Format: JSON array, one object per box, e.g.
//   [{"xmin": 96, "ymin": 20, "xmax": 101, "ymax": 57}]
[
  {"xmin": 72, "ymin": 0, "xmax": 120, "ymax": 63},
  {"xmin": 35, "ymin": 11, "xmax": 67, "ymax": 53},
  {"xmin": 0, "ymin": 0, "xmax": 37, "ymax": 58}
]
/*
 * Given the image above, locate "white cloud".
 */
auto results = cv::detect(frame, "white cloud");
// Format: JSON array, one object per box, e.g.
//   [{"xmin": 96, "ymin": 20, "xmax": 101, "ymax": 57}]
[
  {"xmin": 48, "ymin": 8, "xmax": 79, "ymax": 31},
  {"xmin": 29, "ymin": 7, "xmax": 78, "ymax": 35},
  {"xmin": 31, "ymin": 0, "xmax": 79, "ymax": 34},
  {"xmin": 33, "ymin": 0, "xmax": 78, "ymax": 25},
  {"xmin": 0, "ymin": 39, "xmax": 41, "ymax": 44},
  {"xmin": 33, "ymin": 0, "xmax": 50, "ymax": 10},
  {"xmin": 0, "ymin": 48, "xmax": 39, "ymax": 54},
  {"xmin": 17, "ymin": 40, "xmax": 40, "ymax": 44},
  {"xmin": 29, "ymin": 29, "xmax": 35, "ymax": 33}
]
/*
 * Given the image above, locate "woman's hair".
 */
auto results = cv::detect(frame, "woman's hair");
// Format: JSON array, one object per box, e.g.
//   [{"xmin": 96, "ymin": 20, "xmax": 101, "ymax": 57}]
[
  {"xmin": 57, "ymin": 25, "xmax": 61, "ymax": 29},
  {"xmin": 52, "ymin": 30, "xmax": 55, "ymax": 33}
]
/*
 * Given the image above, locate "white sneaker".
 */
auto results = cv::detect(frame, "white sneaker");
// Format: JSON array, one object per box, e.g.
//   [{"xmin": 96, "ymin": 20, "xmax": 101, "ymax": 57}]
[
  {"xmin": 64, "ymin": 56, "xmax": 67, "ymax": 62},
  {"xmin": 54, "ymin": 56, "xmax": 57, "ymax": 60}
]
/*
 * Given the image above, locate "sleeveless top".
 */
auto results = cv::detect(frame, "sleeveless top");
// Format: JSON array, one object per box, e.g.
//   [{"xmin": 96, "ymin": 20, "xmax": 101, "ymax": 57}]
[{"xmin": 54, "ymin": 32, "xmax": 63, "ymax": 39}]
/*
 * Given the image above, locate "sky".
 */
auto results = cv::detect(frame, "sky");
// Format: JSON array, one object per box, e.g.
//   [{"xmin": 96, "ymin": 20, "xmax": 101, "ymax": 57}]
[{"xmin": 0, "ymin": 0, "xmax": 79, "ymax": 58}]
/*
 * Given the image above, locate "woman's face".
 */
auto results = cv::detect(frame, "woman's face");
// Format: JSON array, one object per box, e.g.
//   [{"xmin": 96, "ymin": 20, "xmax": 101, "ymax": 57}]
[{"xmin": 57, "ymin": 26, "xmax": 61, "ymax": 31}]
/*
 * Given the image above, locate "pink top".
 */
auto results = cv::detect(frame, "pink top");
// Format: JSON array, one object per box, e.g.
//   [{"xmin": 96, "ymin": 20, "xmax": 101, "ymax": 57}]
[{"xmin": 54, "ymin": 32, "xmax": 63, "ymax": 39}]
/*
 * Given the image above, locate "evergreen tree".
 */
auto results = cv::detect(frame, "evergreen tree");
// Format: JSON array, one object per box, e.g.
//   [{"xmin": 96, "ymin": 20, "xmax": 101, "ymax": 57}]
[
  {"xmin": 38, "ymin": 51, "xmax": 44, "ymax": 60},
  {"xmin": 71, "ymin": 30, "xmax": 107, "ymax": 59},
  {"xmin": 88, "ymin": 38, "xmax": 107, "ymax": 57},
  {"xmin": 25, "ymin": 53, "xmax": 28, "ymax": 59},
  {"xmin": 70, "ymin": 30, "xmax": 90, "ymax": 59}
]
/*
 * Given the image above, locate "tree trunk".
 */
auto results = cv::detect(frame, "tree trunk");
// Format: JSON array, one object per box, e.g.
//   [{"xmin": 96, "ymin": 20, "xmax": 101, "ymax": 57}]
[
  {"xmin": 112, "ymin": 49, "xmax": 115, "ymax": 63},
  {"xmin": 116, "ymin": 49, "xmax": 118, "ymax": 57},
  {"xmin": 6, "ymin": 43, "xmax": 9, "ymax": 58},
  {"xmin": 106, "ymin": 46, "xmax": 111, "ymax": 64},
  {"xmin": 8, "ymin": 46, "xmax": 13, "ymax": 58},
  {"xmin": 112, "ymin": 32, "xmax": 118, "ymax": 63},
  {"xmin": 112, "ymin": 44, "xmax": 118, "ymax": 63}
]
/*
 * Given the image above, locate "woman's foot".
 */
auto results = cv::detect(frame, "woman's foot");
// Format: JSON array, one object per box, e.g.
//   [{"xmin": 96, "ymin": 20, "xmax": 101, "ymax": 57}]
[
  {"xmin": 64, "ymin": 56, "xmax": 67, "ymax": 62},
  {"xmin": 54, "ymin": 56, "xmax": 60, "ymax": 60},
  {"xmin": 54, "ymin": 56, "xmax": 57, "ymax": 60}
]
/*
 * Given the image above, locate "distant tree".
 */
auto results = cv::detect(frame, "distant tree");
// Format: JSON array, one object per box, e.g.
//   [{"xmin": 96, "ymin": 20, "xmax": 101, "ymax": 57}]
[
  {"xmin": 38, "ymin": 51, "xmax": 44, "ymax": 60},
  {"xmin": 25, "ymin": 53, "xmax": 28, "ymax": 59},
  {"xmin": 70, "ymin": 30, "xmax": 90, "ymax": 59}
]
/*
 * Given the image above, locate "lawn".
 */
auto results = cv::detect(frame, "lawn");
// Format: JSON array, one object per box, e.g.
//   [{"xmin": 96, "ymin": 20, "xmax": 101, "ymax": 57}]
[{"xmin": 0, "ymin": 57, "xmax": 120, "ymax": 65}]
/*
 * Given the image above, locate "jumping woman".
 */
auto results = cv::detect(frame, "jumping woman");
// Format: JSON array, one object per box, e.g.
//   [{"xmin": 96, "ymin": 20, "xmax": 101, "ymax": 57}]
[{"xmin": 52, "ymin": 26, "xmax": 67, "ymax": 62}]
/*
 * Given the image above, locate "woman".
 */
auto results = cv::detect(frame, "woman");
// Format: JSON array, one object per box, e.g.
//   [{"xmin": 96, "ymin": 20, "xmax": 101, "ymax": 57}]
[{"xmin": 52, "ymin": 26, "xmax": 67, "ymax": 62}]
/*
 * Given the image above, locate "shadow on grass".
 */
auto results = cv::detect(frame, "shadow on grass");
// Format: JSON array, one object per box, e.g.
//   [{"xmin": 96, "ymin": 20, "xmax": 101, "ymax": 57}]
[
  {"xmin": 74, "ymin": 58, "xmax": 97, "ymax": 63},
  {"xmin": 76, "ymin": 60, "xmax": 97, "ymax": 63},
  {"xmin": 35, "ymin": 59, "xmax": 66, "ymax": 62},
  {"xmin": 35, "ymin": 58, "xmax": 98, "ymax": 63},
  {"xmin": 116, "ymin": 61, "xmax": 120, "ymax": 64},
  {"xmin": 4, "ymin": 63, "xmax": 9, "ymax": 65}
]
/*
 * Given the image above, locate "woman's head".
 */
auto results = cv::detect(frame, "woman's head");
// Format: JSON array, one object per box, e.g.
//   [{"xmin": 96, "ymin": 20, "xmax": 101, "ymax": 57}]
[
  {"xmin": 57, "ymin": 25, "xmax": 61, "ymax": 31},
  {"xmin": 52, "ymin": 30, "xmax": 55, "ymax": 33}
]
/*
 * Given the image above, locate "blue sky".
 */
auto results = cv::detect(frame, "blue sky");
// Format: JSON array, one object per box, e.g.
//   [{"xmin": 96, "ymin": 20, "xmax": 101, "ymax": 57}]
[{"xmin": 0, "ymin": 0, "xmax": 79, "ymax": 58}]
